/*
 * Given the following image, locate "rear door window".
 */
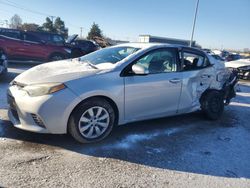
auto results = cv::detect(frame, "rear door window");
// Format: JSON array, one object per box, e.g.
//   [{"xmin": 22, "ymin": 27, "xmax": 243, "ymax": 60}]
[
  {"xmin": 182, "ymin": 51, "xmax": 210, "ymax": 71},
  {"xmin": 23, "ymin": 33, "xmax": 42, "ymax": 43},
  {"xmin": 52, "ymin": 35, "xmax": 65, "ymax": 45}
]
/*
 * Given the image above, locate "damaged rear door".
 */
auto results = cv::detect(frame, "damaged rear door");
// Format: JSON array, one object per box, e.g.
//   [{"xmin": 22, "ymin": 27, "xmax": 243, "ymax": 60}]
[{"xmin": 177, "ymin": 48, "xmax": 215, "ymax": 113}]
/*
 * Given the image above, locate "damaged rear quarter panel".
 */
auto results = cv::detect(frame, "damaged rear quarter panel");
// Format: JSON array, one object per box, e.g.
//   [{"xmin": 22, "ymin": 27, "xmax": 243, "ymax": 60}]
[{"xmin": 178, "ymin": 63, "xmax": 230, "ymax": 114}]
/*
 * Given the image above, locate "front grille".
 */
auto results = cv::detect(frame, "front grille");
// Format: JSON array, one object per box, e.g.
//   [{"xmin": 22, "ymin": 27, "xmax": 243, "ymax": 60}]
[
  {"xmin": 11, "ymin": 109, "xmax": 20, "ymax": 122},
  {"xmin": 7, "ymin": 94, "xmax": 20, "ymax": 123},
  {"xmin": 7, "ymin": 94, "xmax": 15, "ymax": 109},
  {"xmin": 31, "ymin": 114, "xmax": 45, "ymax": 128}
]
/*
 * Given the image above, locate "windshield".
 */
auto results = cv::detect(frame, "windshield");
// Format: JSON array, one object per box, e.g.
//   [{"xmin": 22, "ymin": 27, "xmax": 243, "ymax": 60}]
[{"xmin": 80, "ymin": 46, "xmax": 139, "ymax": 65}]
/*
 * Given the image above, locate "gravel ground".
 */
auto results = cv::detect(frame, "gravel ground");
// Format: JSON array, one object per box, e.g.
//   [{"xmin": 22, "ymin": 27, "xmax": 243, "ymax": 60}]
[{"xmin": 0, "ymin": 64, "xmax": 250, "ymax": 188}]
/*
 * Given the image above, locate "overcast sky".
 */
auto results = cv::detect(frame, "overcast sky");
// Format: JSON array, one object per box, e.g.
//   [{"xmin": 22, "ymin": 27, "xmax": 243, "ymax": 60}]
[{"xmin": 0, "ymin": 0, "xmax": 249, "ymax": 50}]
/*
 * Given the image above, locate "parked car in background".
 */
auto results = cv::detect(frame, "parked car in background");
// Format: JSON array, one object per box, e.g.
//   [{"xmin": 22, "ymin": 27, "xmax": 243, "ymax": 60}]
[
  {"xmin": 0, "ymin": 28, "xmax": 71, "ymax": 63},
  {"xmin": 225, "ymin": 58, "xmax": 250, "ymax": 79},
  {"xmin": 66, "ymin": 34, "xmax": 100, "ymax": 58},
  {"xmin": 29, "ymin": 31, "xmax": 65, "ymax": 46},
  {"xmin": 203, "ymin": 49, "xmax": 225, "ymax": 62},
  {"xmin": 225, "ymin": 54, "xmax": 241, "ymax": 62},
  {"xmin": 211, "ymin": 54, "xmax": 225, "ymax": 62},
  {"xmin": 0, "ymin": 49, "xmax": 8, "ymax": 77},
  {"xmin": 7, "ymin": 43, "xmax": 237, "ymax": 143},
  {"xmin": 212, "ymin": 50, "xmax": 229, "ymax": 59}
]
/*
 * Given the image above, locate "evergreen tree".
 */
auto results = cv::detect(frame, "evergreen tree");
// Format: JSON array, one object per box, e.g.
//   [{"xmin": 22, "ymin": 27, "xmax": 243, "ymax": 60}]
[
  {"xmin": 54, "ymin": 17, "xmax": 68, "ymax": 38},
  {"xmin": 87, "ymin": 22, "xmax": 103, "ymax": 40},
  {"xmin": 42, "ymin": 17, "xmax": 56, "ymax": 32}
]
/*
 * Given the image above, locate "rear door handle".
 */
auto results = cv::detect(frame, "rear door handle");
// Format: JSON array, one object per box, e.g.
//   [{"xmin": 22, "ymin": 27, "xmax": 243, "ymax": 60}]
[
  {"xmin": 201, "ymin": 74, "xmax": 211, "ymax": 78},
  {"xmin": 169, "ymin": 78, "xmax": 181, "ymax": 84}
]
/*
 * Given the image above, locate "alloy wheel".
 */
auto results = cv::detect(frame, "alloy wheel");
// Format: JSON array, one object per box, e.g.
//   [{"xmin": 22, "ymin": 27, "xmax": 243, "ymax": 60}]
[{"xmin": 78, "ymin": 106, "xmax": 110, "ymax": 139}]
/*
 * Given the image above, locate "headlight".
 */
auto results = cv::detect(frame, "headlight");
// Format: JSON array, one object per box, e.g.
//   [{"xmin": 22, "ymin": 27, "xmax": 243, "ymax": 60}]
[
  {"xmin": 64, "ymin": 48, "xmax": 71, "ymax": 54},
  {"xmin": 23, "ymin": 83, "xmax": 66, "ymax": 97}
]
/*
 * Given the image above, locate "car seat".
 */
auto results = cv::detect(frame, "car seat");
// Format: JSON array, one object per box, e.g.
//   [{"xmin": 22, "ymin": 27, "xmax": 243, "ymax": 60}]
[{"xmin": 148, "ymin": 59, "xmax": 165, "ymax": 73}]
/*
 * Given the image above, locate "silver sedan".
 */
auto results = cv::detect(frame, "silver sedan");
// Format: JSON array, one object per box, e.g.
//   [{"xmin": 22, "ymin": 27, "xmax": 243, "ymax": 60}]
[{"xmin": 7, "ymin": 43, "xmax": 237, "ymax": 143}]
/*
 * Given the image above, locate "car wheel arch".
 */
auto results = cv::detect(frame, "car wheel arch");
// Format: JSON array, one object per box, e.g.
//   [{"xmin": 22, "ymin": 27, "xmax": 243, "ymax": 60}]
[
  {"xmin": 0, "ymin": 48, "xmax": 7, "ymax": 56},
  {"xmin": 199, "ymin": 88, "xmax": 223, "ymax": 104},
  {"xmin": 67, "ymin": 95, "xmax": 119, "ymax": 133}
]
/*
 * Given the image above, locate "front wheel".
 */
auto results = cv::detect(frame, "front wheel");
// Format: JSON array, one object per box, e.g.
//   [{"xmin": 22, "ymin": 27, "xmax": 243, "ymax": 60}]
[
  {"xmin": 68, "ymin": 98, "xmax": 115, "ymax": 143},
  {"xmin": 201, "ymin": 90, "xmax": 224, "ymax": 120},
  {"xmin": 0, "ymin": 51, "xmax": 8, "ymax": 78}
]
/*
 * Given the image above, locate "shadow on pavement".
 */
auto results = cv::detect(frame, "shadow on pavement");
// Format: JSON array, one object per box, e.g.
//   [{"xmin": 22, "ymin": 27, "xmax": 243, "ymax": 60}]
[{"xmin": 1, "ymin": 109, "xmax": 249, "ymax": 179}]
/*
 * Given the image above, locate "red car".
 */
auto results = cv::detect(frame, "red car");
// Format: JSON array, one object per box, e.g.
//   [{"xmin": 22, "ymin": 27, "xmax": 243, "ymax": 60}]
[{"xmin": 0, "ymin": 28, "xmax": 71, "ymax": 63}]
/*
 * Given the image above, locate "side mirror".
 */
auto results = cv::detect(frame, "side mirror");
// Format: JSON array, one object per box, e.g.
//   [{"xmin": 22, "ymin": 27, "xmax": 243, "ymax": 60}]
[{"xmin": 132, "ymin": 64, "xmax": 148, "ymax": 75}]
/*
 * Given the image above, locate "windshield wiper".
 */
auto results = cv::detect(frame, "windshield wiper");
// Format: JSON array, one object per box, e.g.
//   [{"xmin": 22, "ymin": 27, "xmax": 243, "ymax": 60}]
[{"xmin": 79, "ymin": 58, "xmax": 98, "ymax": 69}]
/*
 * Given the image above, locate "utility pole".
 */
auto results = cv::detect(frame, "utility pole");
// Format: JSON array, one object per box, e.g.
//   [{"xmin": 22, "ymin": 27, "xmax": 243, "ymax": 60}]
[
  {"xmin": 190, "ymin": 0, "xmax": 200, "ymax": 47},
  {"xmin": 5, "ymin": 20, "xmax": 8, "ymax": 28},
  {"xmin": 49, "ymin": 16, "xmax": 56, "ymax": 23},
  {"xmin": 80, "ymin": 27, "xmax": 83, "ymax": 38}
]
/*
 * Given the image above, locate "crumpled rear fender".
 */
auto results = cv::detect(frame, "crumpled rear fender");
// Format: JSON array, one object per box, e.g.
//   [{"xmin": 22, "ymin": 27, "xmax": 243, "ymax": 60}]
[{"xmin": 178, "ymin": 66, "xmax": 237, "ymax": 114}]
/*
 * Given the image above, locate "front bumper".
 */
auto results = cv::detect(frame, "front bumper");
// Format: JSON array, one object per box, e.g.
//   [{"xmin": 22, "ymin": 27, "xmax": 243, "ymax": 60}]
[
  {"xmin": 7, "ymin": 85, "xmax": 80, "ymax": 134},
  {"xmin": 229, "ymin": 67, "xmax": 250, "ymax": 80},
  {"xmin": 223, "ymin": 70, "xmax": 238, "ymax": 105},
  {"xmin": 238, "ymin": 69, "xmax": 250, "ymax": 80}
]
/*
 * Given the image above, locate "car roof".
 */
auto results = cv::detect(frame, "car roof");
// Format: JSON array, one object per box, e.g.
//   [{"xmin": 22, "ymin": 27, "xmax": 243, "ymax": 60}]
[
  {"xmin": 115, "ymin": 42, "xmax": 182, "ymax": 49},
  {"xmin": 115, "ymin": 42, "xmax": 202, "ymax": 50}
]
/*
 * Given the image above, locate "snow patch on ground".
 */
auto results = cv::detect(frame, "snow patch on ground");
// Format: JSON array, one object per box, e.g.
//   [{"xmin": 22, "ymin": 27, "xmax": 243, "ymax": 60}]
[
  {"xmin": 230, "ymin": 101, "xmax": 250, "ymax": 108},
  {"xmin": 103, "ymin": 126, "xmax": 194, "ymax": 150},
  {"xmin": 237, "ymin": 92, "xmax": 250, "ymax": 97}
]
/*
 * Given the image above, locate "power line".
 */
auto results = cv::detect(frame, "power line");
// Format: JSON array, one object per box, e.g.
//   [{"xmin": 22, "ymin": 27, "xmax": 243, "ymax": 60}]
[
  {"xmin": 0, "ymin": 0, "xmax": 54, "ymax": 17},
  {"xmin": 80, "ymin": 27, "xmax": 83, "ymax": 38},
  {"xmin": 0, "ymin": 0, "xmax": 83, "ymax": 31}
]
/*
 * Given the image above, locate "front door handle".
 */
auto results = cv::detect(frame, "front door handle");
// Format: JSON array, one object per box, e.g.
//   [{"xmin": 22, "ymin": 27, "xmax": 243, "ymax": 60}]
[{"xmin": 169, "ymin": 78, "xmax": 181, "ymax": 84}]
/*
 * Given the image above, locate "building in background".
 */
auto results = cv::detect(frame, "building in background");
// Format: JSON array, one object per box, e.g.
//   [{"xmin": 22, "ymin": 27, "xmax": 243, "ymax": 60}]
[{"xmin": 138, "ymin": 35, "xmax": 201, "ymax": 48}]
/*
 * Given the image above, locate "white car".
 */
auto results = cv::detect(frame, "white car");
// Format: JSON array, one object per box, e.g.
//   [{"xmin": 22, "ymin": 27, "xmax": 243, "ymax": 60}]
[
  {"xmin": 0, "ymin": 51, "xmax": 8, "ymax": 77},
  {"xmin": 225, "ymin": 59, "xmax": 250, "ymax": 79},
  {"xmin": 7, "ymin": 43, "xmax": 237, "ymax": 143}
]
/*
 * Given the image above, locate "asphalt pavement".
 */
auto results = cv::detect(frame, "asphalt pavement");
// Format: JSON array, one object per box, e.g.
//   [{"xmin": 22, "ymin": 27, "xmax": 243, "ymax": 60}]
[{"xmin": 0, "ymin": 63, "xmax": 249, "ymax": 188}]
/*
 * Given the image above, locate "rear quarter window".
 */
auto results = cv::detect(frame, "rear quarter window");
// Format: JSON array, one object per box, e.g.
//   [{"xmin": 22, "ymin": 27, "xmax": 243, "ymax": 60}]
[{"xmin": 0, "ymin": 30, "xmax": 21, "ymax": 40}]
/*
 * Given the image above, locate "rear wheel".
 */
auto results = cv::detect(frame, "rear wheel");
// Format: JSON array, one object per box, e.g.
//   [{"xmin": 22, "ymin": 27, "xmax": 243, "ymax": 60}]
[
  {"xmin": 201, "ymin": 90, "xmax": 224, "ymax": 120},
  {"xmin": 68, "ymin": 98, "xmax": 115, "ymax": 143}
]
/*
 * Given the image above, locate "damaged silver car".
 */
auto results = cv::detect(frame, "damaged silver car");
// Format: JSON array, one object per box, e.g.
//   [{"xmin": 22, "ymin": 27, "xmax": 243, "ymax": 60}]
[{"xmin": 8, "ymin": 43, "xmax": 238, "ymax": 143}]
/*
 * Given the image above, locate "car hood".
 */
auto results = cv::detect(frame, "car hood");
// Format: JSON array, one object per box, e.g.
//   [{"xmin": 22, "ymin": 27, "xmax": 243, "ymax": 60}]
[
  {"xmin": 225, "ymin": 59, "xmax": 250, "ymax": 68},
  {"xmin": 13, "ymin": 59, "xmax": 108, "ymax": 85}
]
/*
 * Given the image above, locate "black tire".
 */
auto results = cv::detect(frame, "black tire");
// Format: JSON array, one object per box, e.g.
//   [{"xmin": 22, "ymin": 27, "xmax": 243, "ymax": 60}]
[
  {"xmin": 71, "ymin": 49, "xmax": 83, "ymax": 58},
  {"xmin": 68, "ymin": 98, "xmax": 115, "ymax": 143},
  {"xmin": 201, "ymin": 90, "xmax": 224, "ymax": 120},
  {"xmin": 0, "ymin": 51, "xmax": 8, "ymax": 79},
  {"xmin": 49, "ymin": 53, "xmax": 65, "ymax": 61}
]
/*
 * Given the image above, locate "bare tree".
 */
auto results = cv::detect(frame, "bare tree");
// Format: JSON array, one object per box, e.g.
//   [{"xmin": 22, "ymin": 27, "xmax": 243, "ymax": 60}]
[{"xmin": 10, "ymin": 14, "xmax": 22, "ymax": 29}]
